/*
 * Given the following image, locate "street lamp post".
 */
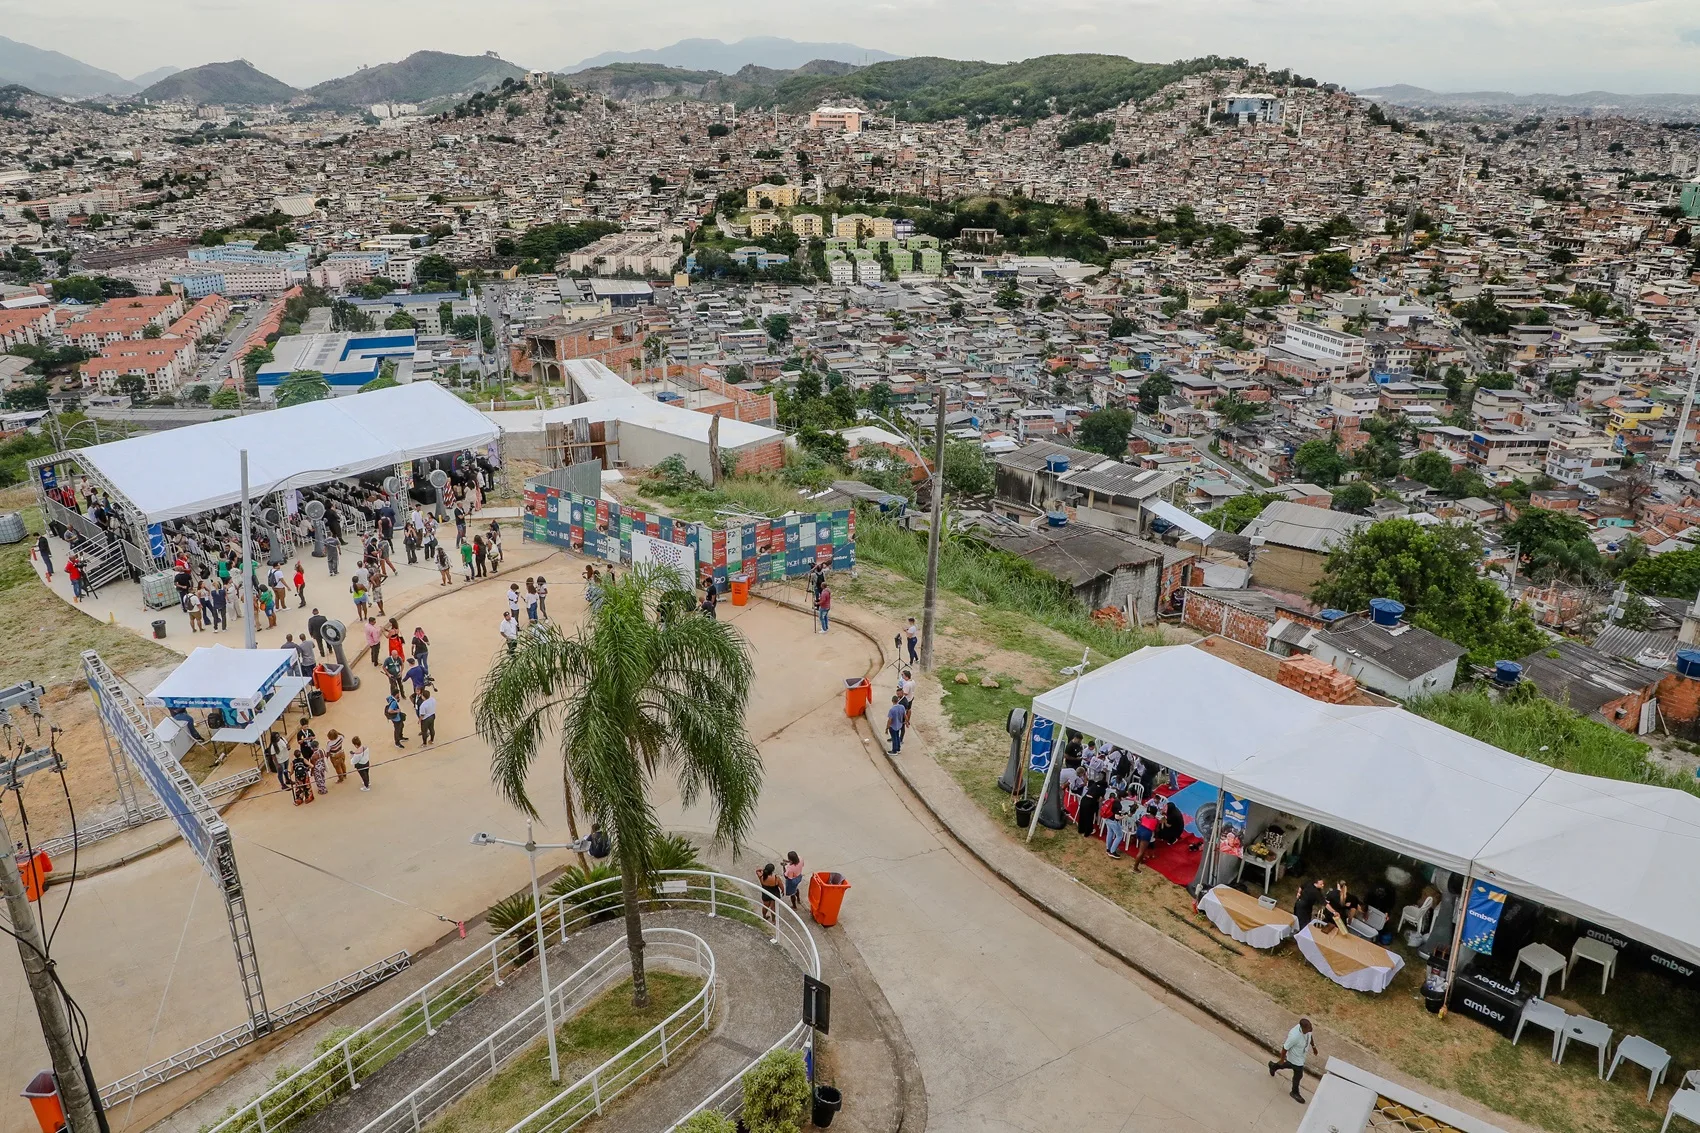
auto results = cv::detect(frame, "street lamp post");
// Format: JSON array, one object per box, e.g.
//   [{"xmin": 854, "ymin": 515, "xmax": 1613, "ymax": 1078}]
[{"xmin": 471, "ymin": 823, "xmax": 583, "ymax": 1083}]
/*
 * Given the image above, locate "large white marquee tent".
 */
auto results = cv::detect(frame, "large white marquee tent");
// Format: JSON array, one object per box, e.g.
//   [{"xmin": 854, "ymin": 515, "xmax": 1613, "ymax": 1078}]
[
  {"xmin": 1031, "ymin": 645, "xmax": 1700, "ymax": 966},
  {"xmin": 73, "ymin": 382, "xmax": 498, "ymax": 524}
]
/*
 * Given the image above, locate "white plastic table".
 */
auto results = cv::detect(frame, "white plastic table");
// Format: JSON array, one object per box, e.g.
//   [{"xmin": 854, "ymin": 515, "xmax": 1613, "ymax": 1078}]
[
  {"xmin": 1512, "ymin": 942, "xmax": 1568, "ymax": 999},
  {"xmin": 1570, "ymin": 936, "xmax": 1619, "ymax": 995},
  {"xmin": 1664, "ymin": 1087, "xmax": 1700, "ymax": 1133},
  {"xmin": 1231, "ymin": 848, "xmax": 1280, "ymax": 895},
  {"xmin": 1513, "ymin": 998, "xmax": 1568, "ymax": 1061},
  {"xmin": 1609, "ymin": 1035, "xmax": 1671, "ymax": 1103},
  {"xmin": 1558, "ymin": 1015, "xmax": 1613, "ymax": 1079}
]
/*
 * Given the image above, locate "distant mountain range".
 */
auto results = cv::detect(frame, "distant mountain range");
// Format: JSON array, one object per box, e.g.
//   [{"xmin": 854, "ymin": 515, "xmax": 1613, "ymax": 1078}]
[
  {"xmin": 0, "ymin": 35, "xmax": 136, "ymax": 98},
  {"xmin": 305, "ymin": 51, "xmax": 526, "ymax": 109},
  {"xmin": 566, "ymin": 59, "xmax": 860, "ymax": 105},
  {"xmin": 566, "ymin": 36, "xmax": 899, "ymax": 74},
  {"xmin": 131, "ymin": 66, "xmax": 180, "ymax": 88},
  {"xmin": 1359, "ymin": 84, "xmax": 1700, "ymax": 119},
  {"xmin": 139, "ymin": 60, "xmax": 299, "ymax": 106}
]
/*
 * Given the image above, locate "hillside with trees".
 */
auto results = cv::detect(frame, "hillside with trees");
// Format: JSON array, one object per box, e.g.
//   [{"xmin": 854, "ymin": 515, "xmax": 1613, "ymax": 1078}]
[
  {"xmin": 307, "ymin": 51, "xmax": 526, "ymax": 108},
  {"xmin": 139, "ymin": 60, "xmax": 298, "ymax": 105}
]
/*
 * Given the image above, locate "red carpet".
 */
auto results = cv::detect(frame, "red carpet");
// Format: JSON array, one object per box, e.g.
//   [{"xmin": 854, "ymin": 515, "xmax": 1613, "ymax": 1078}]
[{"xmin": 1138, "ymin": 832, "xmax": 1204, "ymax": 886}]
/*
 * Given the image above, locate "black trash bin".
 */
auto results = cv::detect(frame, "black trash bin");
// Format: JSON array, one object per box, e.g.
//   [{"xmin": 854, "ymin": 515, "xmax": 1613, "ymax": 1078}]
[
  {"xmin": 1014, "ymin": 799, "xmax": 1036, "ymax": 828},
  {"xmin": 308, "ymin": 687, "xmax": 326, "ymax": 717},
  {"xmin": 152, "ymin": 619, "xmax": 167, "ymax": 639},
  {"xmin": 812, "ymin": 1084, "xmax": 843, "ymax": 1128}
]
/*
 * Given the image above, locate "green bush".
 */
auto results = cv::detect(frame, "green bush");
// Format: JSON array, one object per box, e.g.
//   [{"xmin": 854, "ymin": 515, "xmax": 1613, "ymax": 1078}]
[
  {"xmin": 486, "ymin": 892, "xmax": 544, "ymax": 962},
  {"xmin": 549, "ymin": 862, "xmax": 621, "ymax": 922},
  {"xmin": 740, "ymin": 1048, "xmax": 811, "ymax": 1133},
  {"xmin": 675, "ymin": 1113, "xmax": 736, "ymax": 1133}
]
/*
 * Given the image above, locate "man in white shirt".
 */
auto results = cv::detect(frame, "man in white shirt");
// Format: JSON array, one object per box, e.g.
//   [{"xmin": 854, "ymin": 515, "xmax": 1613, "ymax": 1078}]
[
  {"xmin": 417, "ymin": 693, "xmax": 437, "ymax": 745},
  {"xmin": 499, "ymin": 611, "xmax": 519, "ymax": 654},
  {"xmin": 1268, "ymin": 1017, "xmax": 1315, "ymax": 1103}
]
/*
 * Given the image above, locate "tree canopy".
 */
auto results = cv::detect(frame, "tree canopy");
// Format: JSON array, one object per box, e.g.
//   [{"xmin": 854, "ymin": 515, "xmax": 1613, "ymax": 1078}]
[
  {"xmin": 1293, "ymin": 438, "xmax": 1346, "ymax": 486},
  {"xmin": 1137, "ymin": 373, "xmax": 1172, "ymax": 415},
  {"xmin": 273, "ymin": 370, "xmax": 330, "ymax": 408},
  {"xmin": 1500, "ymin": 507, "xmax": 1601, "ymax": 582},
  {"xmin": 1077, "ymin": 407, "xmax": 1132, "ymax": 457},
  {"xmin": 1203, "ymin": 492, "xmax": 1280, "ymax": 533},
  {"xmin": 1312, "ymin": 518, "xmax": 1545, "ymax": 666},
  {"xmin": 942, "ymin": 439, "xmax": 992, "ymax": 497},
  {"xmin": 1619, "ymin": 547, "xmax": 1700, "ymax": 599}
]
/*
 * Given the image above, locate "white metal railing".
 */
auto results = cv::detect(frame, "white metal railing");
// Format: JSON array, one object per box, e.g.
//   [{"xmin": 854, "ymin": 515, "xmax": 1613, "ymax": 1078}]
[
  {"xmin": 362, "ymin": 928, "xmax": 713, "ymax": 1133},
  {"xmin": 663, "ymin": 1020, "xmax": 813, "ymax": 1132},
  {"xmin": 201, "ymin": 871, "xmax": 818, "ymax": 1133}
]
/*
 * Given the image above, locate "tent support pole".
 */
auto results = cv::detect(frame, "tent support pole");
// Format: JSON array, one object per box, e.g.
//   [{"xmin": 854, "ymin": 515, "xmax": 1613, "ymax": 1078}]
[
  {"xmin": 1438, "ymin": 866, "xmax": 1473, "ymax": 1019},
  {"xmin": 1027, "ymin": 649, "xmax": 1090, "ymax": 842},
  {"xmin": 1192, "ymin": 781, "xmax": 1228, "ymax": 900}
]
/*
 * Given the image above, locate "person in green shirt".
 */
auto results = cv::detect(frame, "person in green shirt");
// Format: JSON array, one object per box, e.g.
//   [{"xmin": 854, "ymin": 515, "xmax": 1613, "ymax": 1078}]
[
  {"xmin": 459, "ymin": 539, "xmax": 474, "ymax": 582},
  {"xmin": 1268, "ymin": 1018, "xmax": 1315, "ymax": 1103}
]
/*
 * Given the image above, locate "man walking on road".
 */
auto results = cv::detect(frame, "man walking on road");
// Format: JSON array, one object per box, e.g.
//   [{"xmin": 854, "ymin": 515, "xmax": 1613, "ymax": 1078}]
[
  {"xmin": 1268, "ymin": 1018, "xmax": 1315, "ymax": 1103},
  {"xmin": 886, "ymin": 694, "xmax": 907, "ymax": 754}
]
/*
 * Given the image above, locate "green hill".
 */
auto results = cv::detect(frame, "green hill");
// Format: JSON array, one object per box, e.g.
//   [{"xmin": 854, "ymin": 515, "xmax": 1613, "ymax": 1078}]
[
  {"xmin": 307, "ymin": 51, "xmax": 526, "ymax": 109},
  {"xmin": 758, "ymin": 53, "xmax": 1246, "ymax": 121},
  {"xmin": 562, "ymin": 59, "xmax": 862, "ymax": 104},
  {"xmin": 139, "ymin": 60, "xmax": 298, "ymax": 105}
]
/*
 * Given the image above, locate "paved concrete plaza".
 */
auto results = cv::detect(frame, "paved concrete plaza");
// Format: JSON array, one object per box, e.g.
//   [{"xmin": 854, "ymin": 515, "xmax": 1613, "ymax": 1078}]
[{"xmin": 0, "ymin": 554, "xmax": 1309, "ymax": 1133}]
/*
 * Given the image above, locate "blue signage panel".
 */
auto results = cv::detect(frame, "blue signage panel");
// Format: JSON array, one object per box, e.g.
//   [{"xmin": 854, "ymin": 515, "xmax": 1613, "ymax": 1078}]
[
  {"xmin": 1462, "ymin": 880, "xmax": 1509, "ymax": 955},
  {"xmin": 1029, "ymin": 715, "xmax": 1055, "ymax": 772}
]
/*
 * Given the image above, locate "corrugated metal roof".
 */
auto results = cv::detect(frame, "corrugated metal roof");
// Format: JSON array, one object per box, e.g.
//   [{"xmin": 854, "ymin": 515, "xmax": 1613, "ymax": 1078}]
[{"xmin": 1241, "ymin": 501, "xmax": 1367, "ymax": 552}]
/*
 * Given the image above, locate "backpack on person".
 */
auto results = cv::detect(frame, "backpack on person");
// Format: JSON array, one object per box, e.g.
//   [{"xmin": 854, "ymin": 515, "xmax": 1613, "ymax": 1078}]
[{"xmin": 587, "ymin": 829, "xmax": 611, "ymax": 859}]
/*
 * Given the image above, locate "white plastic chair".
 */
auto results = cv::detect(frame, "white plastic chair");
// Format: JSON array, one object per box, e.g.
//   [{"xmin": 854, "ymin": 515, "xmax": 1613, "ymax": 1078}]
[
  {"xmin": 1663, "ymin": 1077, "xmax": 1700, "ymax": 1133},
  {"xmin": 1398, "ymin": 895, "xmax": 1436, "ymax": 936},
  {"xmin": 1513, "ymin": 998, "xmax": 1568, "ymax": 1062}
]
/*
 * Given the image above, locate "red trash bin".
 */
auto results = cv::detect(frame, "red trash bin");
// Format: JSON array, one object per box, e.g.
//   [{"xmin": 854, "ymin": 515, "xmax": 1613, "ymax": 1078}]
[
  {"xmin": 808, "ymin": 871, "xmax": 851, "ymax": 926},
  {"xmin": 843, "ymin": 677, "xmax": 870, "ymax": 717},
  {"xmin": 314, "ymin": 664, "xmax": 344, "ymax": 703},
  {"xmin": 22, "ymin": 1071, "xmax": 64, "ymax": 1133}
]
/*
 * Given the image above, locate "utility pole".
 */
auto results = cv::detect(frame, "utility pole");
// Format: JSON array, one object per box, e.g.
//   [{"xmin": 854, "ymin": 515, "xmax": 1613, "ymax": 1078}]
[
  {"xmin": 0, "ymin": 809, "xmax": 102, "ymax": 1133},
  {"xmin": 919, "ymin": 387, "xmax": 947, "ymax": 672},
  {"xmin": 241, "ymin": 450, "xmax": 255, "ymax": 651}
]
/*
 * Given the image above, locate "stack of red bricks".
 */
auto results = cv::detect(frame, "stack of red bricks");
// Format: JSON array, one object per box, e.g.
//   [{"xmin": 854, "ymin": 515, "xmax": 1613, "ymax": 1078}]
[{"xmin": 1276, "ymin": 655, "xmax": 1358, "ymax": 704}]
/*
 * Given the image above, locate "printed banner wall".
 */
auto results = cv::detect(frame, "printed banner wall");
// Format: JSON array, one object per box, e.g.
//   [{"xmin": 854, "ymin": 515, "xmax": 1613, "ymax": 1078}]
[
  {"xmin": 1462, "ymin": 880, "xmax": 1510, "ymax": 955},
  {"xmin": 521, "ymin": 485, "xmax": 855, "ymax": 590}
]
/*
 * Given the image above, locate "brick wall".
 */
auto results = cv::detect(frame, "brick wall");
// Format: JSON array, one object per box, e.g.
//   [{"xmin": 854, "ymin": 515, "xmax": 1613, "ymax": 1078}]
[
  {"xmin": 1181, "ymin": 590, "xmax": 1275, "ymax": 648},
  {"xmin": 1277, "ymin": 655, "xmax": 1358, "ymax": 704},
  {"xmin": 1659, "ymin": 672, "xmax": 1700, "ymax": 727},
  {"xmin": 732, "ymin": 439, "xmax": 786, "ymax": 475}
]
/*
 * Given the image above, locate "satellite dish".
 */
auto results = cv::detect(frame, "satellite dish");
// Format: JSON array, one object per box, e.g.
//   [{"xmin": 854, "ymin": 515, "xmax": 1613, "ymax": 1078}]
[
  {"xmin": 428, "ymin": 469, "xmax": 449, "ymax": 489},
  {"xmin": 1006, "ymin": 707, "xmax": 1028, "ymax": 737},
  {"xmin": 305, "ymin": 500, "xmax": 325, "ymax": 520},
  {"xmin": 320, "ymin": 620, "xmax": 345, "ymax": 645},
  {"xmin": 383, "ymin": 477, "xmax": 400, "ymax": 496},
  {"xmin": 261, "ymin": 507, "xmax": 280, "ymax": 526}
]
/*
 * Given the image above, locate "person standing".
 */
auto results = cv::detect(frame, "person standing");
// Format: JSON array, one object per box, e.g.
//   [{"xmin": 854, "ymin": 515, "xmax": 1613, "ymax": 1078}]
[
  {"xmin": 383, "ymin": 650, "xmax": 405, "ymax": 697},
  {"xmin": 460, "ymin": 538, "xmax": 475, "ymax": 582},
  {"xmin": 364, "ymin": 616, "xmax": 382, "ymax": 666},
  {"xmin": 325, "ymin": 729, "xmax": 348, "ymax": 783},
  {"xmin": 535, "ymin": 576, "xmax": 549, "ymax": 620},
  {"xmin": 350, "ymin": 736, "xmax": 370, "ymax": 790},
  {"xmin": 437, "ymin": 544, "xmax": 452, "ymax": 586},
  {"xmin": 66, "ymin": 556, "xmax": 83, "ymax": 602},
  {"xmin": 210, "ymin": 580, "xmax": 228, "ymax": 631},
  {"xmin": 816, "ymin": 583, "xmax": 831, "ymax": 633},
  {"xmin": 1268, "ymin": 1019, "xmax": 1315, "ymax": 1103},
  {"xmin": 757, "ymin": 863, "xmax": 784, "ymax": 926},
  {"xmin": 896, "ymin": 669, "xmax": 915, "ymax": 739},
  {"xmin": 292, "ymin": 561, "xmax": 307, "ymax": 608},
  {"xmin": 524, "ymin": 579, "xmax": 540, "ymax": 624},
  {"xmin": 1101, "ymin": 791, "xmax": 1125, "ymax": 858},
  {"xmin": 385, "ymin": 693, "xmax": 407, "ymax": 748},
  {"xmin": 507, "ymin": 582, "xmax": 522, "ymax": 623},
  {"xmin": 701, "ymin": 580, "xmax": 718, "ymax": 620},
  {"xmin": 265, "ymin": 731, "xmax": 289, "ymax": 791},
  {"xmin": 308, "ymin": 741, "xmax": 329, "ymax": 795},
  {"xmin": 473, "ymin": 535, "xmax": 487, "ymax": 578},
  {"xmin": 34, "ymin": 534, "xmax": 52, "ymax": 581},
  {"xmin": 188, "ymin": 586, "xmax": 206, "ymax": 633},
  {"xmin": 325, "ymin": 536, "xmax": 339, "ymax": 577},
  {"xmin": 411, "ymin": 627, "xmax": 430, "ymax": 675},
  {"xmin": 886, "ymin": 694, "xmax": 907, "ymax": 754},
  {"xmin": 499, "ymin": 610, "xmax": 519, "ymax": 654},
  {"xmin": 417, "ymin": 691, "xmax": 437, "ymax": 746},
  {"xmin": 403, "ymin": 524, "xmax": 419, "ymax": 566},
  {"xmin": 904, "ymin": 617, "xmax": 919, "ymax": 665},
  {"xmin": 783, "ymin": 851, "xmax": 805, "ymax": 910},
  {"xmin": 307, "ymin": 608, "xmax": 327, "ymax": 653}
]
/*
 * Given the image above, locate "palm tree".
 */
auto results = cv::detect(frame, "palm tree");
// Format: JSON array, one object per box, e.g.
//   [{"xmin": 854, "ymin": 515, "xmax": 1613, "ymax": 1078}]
[{"xmin": 474, "ymin": 565, "xmax": 762, "ymax": 1006}]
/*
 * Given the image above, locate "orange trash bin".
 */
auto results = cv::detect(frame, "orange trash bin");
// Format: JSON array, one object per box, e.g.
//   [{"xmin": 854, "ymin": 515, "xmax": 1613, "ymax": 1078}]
[
  {"xmin": 313, "ymin": 664, "xmax": 344, "ymax": 703},
  {"xmin": 22, "ymin": 1070, "xmax": 64, "ymax": 1133},
  {"xmin": 729, "ymin": 574, "xmax": 750, "ymax": 606},
  {"xmin": 808, "ymin": 871, "xmax": 851, "ymax": 926},
  {"xmin": 843, "ymin": 677, "xmax": 870, "ymax": 717}
]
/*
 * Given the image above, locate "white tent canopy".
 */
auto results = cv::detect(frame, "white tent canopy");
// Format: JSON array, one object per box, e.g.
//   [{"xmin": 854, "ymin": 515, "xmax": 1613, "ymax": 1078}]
[
  {"xmin": 146, "ymin": 646, "xmax": 299, "ymax": 711},
  {"xmin": 76, "ymin": 383, "xmax": 498, "ymax": 523},
  {"xmin": 1032, "ymin": 645, "xmax": 1700, "ymax": 965}
]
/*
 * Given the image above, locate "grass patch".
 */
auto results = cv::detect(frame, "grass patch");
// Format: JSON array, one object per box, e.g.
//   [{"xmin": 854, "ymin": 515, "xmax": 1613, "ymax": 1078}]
[
  {"xmin": 428, "ymin": 971, "xmax": 704, "ymax": 1133},
  {"xmin": 629, "ymin": 473, "xmax": 826, "ymax": 527},
  {"xmin": 1410, "ymin": 686, "xmax": 1700, "ymax": 798},
  {"xmin": 0, "ymin": 493, "xmax": 175, "ymax": 688}
]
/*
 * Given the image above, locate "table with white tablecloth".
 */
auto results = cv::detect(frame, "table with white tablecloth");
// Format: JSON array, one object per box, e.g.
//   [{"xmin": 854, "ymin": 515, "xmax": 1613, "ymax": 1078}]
[
  {"xmin": 1295, "ymin": 923, "xmax": 1405, "ymax": 993},
  {"xmin": 1199, "ymin": 885, "xmax": 1298, "ymax": 949}
]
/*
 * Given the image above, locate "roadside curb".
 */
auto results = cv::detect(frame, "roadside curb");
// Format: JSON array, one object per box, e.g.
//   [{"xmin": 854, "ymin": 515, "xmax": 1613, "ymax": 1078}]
[{"xmin": 755, "ymin": 589, "xmax": 1540, "ymax": 1133}]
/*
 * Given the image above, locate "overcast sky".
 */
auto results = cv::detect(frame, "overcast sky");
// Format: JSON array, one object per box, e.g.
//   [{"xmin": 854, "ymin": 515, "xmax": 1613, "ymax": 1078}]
[{"xmin": 2, "ymin": 0, "xmax": 1697, "ymax": 93}]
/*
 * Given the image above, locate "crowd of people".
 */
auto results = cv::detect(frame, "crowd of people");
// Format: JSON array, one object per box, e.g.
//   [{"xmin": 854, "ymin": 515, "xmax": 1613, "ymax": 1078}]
[
  {"xmin": 263, "ymin": 718, "xmax": 371, "ymax": 803},
  {"xmin": 1054, "ymin": 733, "xmax": 1190, "ymax": 870}
]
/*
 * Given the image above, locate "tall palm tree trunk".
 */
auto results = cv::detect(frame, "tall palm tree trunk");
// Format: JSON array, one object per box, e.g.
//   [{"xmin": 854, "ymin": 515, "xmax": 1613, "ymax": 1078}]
[{"xmin": 619, "ymin": 865, "xmax": 649, "ymax": 1008}]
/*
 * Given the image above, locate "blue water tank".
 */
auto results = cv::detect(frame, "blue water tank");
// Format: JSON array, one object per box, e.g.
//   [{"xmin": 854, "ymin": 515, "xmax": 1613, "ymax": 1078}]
[
  {"xmin": 1494, "ymin": 661, "xmax": 1523, "ymax": 686},
  {"xmin": 1677, "ymin": 650, "xmax": 1700, "ymax": 679},
  {"xmin": 1046, "ymin": 511, "xmax": 1068, "ymax": 527},
  {"xmin": 1045, "ymin": 454, "xmax": 1071, "ymax": 473},
  {"xmin": 1320, "ymin": 608, "xmax": 1348, "ymax": 623},
  {"xmin": 1369, "ymin": 598, "xmax": 1406, "ymax": 627}
]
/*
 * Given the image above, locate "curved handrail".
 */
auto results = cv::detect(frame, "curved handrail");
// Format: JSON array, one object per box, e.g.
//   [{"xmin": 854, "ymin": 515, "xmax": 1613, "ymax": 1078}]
[
  {"xmin": 360, "ymin": 927, "xmax": 714, "ymax": 1133},
  {"xmin": 200, "ymin": 870, "xmax": 816, "ymax": 1133}
]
